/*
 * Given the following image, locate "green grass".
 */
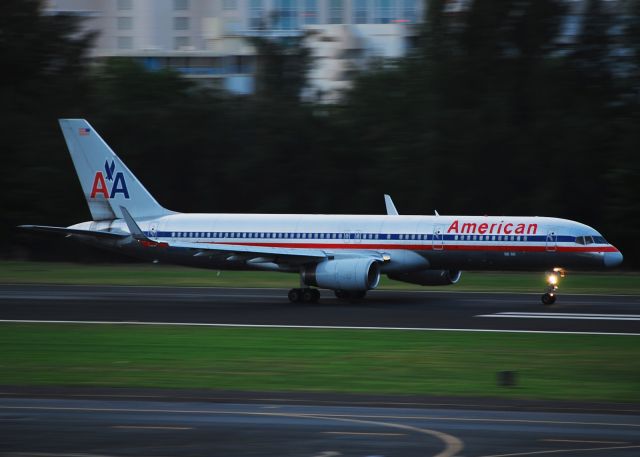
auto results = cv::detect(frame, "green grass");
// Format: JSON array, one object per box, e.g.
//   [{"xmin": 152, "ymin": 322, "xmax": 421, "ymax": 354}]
[
  {"xmin": 1, "ymin": 323, "xmax": 638, "ymax": 402},
  {"xmin": 1, "ymin": 261, "xmax": 639, "ymax": 294}
]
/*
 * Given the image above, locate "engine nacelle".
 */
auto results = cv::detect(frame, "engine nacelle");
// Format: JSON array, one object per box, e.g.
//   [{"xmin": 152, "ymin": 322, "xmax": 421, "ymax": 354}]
[
  {"xmin": 388, "ymin": 270, "xmax": 462, "ymax": 286},
  {"xmin": 303, "ymin": 258, "xmax": 381, "ymax": 291}
]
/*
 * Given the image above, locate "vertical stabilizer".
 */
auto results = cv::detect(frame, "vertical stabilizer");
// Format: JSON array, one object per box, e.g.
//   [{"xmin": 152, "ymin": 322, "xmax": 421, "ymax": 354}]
[{"xmin": 59, "ymin": 119, "xmax": 171, "ymax": 220}]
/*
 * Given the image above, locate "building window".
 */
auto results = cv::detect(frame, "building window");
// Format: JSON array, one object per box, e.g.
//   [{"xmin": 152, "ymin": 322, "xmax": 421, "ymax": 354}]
[
  {"xmin": 117, "ymin": 0, "xmax": 132, "ymax": 10},
  {"xmin": 173, "ymin": 0, "xmax": 189, "ymax": 10},
  {"xmin": 354, "ymin": 0, "xmax": 368, "ymax": 23},
  {"xmin": 117, "ymin": 17, "xmax": 133, "ymax": 30},
  {"xmin": 274, "ymin": 0, "xmax": 298, "ymax": 30},
  {"xmin": 174, "ymin": 17, "xmax": 190, "ymax": 30},
  {"xmin": 249, "ymin": 0, "xmax": 264, "ymax": 29},
  {"xmin": 303, "ymin": 0, "xmax": 318, "ymax": 24},
  {"xmin": 174, "ymin": 36, "xmax": 190, "ymax": 49},
  {"xmin": 329, "ymin": 0, "xmax": 343, "ymax": 24},
  {"xmin": 375, "ymin": 0, "xmax": 393, "ymax": 23},
  {"xmin": 117, "ymin": 36, "xmax": 133, "ymax": 49}
]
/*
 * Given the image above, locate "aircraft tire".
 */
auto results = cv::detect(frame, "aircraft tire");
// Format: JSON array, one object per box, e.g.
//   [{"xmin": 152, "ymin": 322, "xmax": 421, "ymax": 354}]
[
  {"xmin": 351, "ymin": 290, "xmax": 367, "ymax": 300},
  {"xmin": 541, "ymin": 293, "xmax": 556, "ymax": 305},
  {"xmin": 302, "ymin": 288, "xmax": 315, "ymax": 303},
  {"xmin": 288, "ymin": 288, "xmax": 302, "ymax": 303},
  {"xmin": 334, "ymin": 290, "xmax": 367, "ymax": 301},
  {"xmin": 334, "ymin": 289, "xmax": 348, "ymax": 299}
]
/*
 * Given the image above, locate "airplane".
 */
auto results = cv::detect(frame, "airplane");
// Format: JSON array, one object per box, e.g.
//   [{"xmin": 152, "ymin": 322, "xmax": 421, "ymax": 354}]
[{"xmin": 19, "ymin": 119, "xmax": 623, "ymax": 305}]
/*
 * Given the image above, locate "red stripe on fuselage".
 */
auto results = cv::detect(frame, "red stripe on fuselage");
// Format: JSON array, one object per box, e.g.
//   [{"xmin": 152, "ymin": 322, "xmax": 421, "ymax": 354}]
[{"xmin": 191, "ymin": 241, "xmax": 618, "ymax": 253}]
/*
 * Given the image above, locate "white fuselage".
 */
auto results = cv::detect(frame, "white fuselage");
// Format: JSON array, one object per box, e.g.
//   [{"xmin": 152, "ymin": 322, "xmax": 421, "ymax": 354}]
[{"xmin": 75, "ymin": 213, "xmax": 622, "ymax": 273}]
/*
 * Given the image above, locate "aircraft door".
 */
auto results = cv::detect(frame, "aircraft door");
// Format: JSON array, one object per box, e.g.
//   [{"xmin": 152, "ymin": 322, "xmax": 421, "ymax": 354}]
[
  {"xmin": 149, "ymin": 222, "xmax": 158, "ymax": 239},
  {"xmin": 545, "ymin": 229, "xmax": 557, "ymax": 252},
  {"xmin": 433, "ymin": 225, "xmax": 444, "ymax": 251}
]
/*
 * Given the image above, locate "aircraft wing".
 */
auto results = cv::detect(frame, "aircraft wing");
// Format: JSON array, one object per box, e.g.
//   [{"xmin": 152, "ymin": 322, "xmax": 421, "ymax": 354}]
[
  {"xmin": 167, "ymin": 240, "xmax": 328, "ymax": 263},
  {"xmin": 118, "ymin": 207, "xmax": 327, "ymax": 264},
  {"xmin": 18, "ymin": 225, "xmax": 128, "ymax": 239}
]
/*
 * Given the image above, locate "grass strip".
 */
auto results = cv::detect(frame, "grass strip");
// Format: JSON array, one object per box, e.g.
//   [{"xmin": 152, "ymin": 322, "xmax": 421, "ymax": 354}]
[
  {"xmin": 0, "ymin": 323, "xmax": 638, "ymax": 403},
  {"xmin": 1, "ymin": 261, "xmax": 639, "ymax": 294}
]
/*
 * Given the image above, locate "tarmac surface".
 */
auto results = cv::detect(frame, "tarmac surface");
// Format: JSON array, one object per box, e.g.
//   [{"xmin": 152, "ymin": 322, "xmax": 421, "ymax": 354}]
[
  {"xmin": 2, "ymin": 285, "xmax": 640, "ymax": 455},
  {"xmin": 1, "ymin": 284, "xmax": 640, "ymax": 334},
  {"xmin": 2, "ymin": 392, "xmax": 640, "ymax": 457}
]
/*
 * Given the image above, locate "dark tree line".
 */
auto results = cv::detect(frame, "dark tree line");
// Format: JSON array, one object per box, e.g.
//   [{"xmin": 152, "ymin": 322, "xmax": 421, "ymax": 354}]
[{"xmin": 3, "ymin": 0, "xmax": 640, "ymax": 267}]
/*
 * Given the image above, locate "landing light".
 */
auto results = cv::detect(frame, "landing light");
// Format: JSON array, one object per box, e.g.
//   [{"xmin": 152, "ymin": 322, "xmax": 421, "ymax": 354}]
[
  {"xmin": 553, "ymin": 267, "xmax": 566, "ymax": 277},
  {"xmin": 547, "ymin": 273, "xmax": 559, "ymax": 286}
]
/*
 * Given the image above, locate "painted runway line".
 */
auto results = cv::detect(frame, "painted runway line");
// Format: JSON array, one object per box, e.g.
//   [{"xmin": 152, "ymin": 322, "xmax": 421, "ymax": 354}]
[
  {"xmin": 0, "ymin": 319, "xmax": 638, "ymax": 336},
  {"xmin": 477, "ymin": 312, "xmax": 640, "ymax": 321}
]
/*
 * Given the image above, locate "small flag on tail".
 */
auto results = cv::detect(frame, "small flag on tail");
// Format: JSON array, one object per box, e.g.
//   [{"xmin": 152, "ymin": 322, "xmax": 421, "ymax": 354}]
[{"xmin": 79, "ymin": 127, "xmax": 90, "ymax": 136}]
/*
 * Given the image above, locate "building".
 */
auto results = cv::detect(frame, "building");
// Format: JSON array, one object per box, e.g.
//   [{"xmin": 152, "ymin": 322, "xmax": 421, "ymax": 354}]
[
  {"xmin": 45, "ymin": 0, "xmax": 424, "ymax": 98},
  {"xmin": 303, "ymin": 23, "xmax": 413, "ymax": 102}
]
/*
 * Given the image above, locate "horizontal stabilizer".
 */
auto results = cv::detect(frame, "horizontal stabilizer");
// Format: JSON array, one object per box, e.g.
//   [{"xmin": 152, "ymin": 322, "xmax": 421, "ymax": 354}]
[
  {"xmin": 119, "ymin": 206, "xmax": 147, "ymax": 241},
  {"xmin": 18, "ymin": 225, "xmax": 128, "ymax": 239}
]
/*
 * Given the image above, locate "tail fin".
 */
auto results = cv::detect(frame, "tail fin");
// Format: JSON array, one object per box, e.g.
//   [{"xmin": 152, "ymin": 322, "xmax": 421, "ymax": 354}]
[{"xmin": 59, "ymin": 119, "xmax": 171, "ymax": 221}]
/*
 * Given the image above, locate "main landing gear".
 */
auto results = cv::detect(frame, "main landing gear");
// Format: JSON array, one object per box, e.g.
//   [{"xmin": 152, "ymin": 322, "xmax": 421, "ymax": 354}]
[
  {"xmin": 287, "ymin": 288, "xmax": 368, "ymax": 303},
  {"xmin": 288, "ymin": 288, "xmax": 320, "ymax": 303},
  {"xmin": 334, "ymin": 290, "xmax": 367, "ymax": 300},
  {"xmin": 542, "ymin": 268, "xmax": 565, "ymax": 305}
]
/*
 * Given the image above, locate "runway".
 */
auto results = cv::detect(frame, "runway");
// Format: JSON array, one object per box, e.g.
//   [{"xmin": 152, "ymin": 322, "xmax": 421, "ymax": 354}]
[
  {"xmin": 1, "ymin": 285, "xmax": 640, "ymax": 334},
  {"xmin": 2, "ymin": 393, "xmax": 640, "ymax": 456}
]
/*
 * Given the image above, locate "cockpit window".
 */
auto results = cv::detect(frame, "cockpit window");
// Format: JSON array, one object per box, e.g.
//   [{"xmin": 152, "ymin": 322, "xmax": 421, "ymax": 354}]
[{"xmin": 576, "ymin": 235, "xmax": 606, "ymax": 245}]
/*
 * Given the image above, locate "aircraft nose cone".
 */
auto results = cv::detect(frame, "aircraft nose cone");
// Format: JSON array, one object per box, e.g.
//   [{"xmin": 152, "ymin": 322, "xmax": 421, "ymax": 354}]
[{"xmin": 604, "ymin": 250, "xmax": 623, "ymax": 268}]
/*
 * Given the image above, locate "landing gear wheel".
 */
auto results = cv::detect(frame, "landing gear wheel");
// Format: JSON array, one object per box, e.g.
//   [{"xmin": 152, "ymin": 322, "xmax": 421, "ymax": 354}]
[
  {"xmin": 541, "ymin": 293, "xmax": 556, "ymax": 305},
  {"xmin": 334, "ymin": 290, "xmax": 348, "ymax": 299},
  {"xmin": 302, "ymin": 288, "xmax": 314, "ymax": 303},
  {"xmin": 288, "ymin": 288, "xmax": 302, "ymax": 303},
  {"xmin": 350, "ymin": 290, "xmax": 367, "ymax": 300},
  {"xmin": 334, "ymin": 290, "xmax": 367, "ymax": 301},
  {"xmin": 289, "ymin": 288, "xmax": 320, "ymax": 303}
]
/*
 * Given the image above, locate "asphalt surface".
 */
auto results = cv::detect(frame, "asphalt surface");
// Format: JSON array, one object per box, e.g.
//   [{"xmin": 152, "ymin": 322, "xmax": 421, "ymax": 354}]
[
  {"xmin": 2, "ymin": 286, "xmax": 639, "ymax": 455},
  {"xmin": 2, "ymin": 394, "xmax": 640, "ymax": 457},
  {"xmin": 1, "ymin": 285, "xmax": 640, "ymax": 334}
]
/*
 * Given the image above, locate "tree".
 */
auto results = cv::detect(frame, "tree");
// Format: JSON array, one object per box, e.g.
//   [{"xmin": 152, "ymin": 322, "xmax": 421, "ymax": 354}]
[{"xmin": 1, "ymin": 0, "xmax": 95, "ymax": 258}]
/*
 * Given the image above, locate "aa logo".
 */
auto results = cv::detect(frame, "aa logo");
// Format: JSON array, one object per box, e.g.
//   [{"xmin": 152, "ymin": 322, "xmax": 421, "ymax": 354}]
[{"xmin": 90, "ymin": 160, "xmax": 129, "ymax": 199}]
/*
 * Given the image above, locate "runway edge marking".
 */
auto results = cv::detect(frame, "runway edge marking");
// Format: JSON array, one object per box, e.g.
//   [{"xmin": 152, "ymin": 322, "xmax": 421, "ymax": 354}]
[{"xmin": 0, "ymin": 319, "xmax": 638, "ymax": 336}]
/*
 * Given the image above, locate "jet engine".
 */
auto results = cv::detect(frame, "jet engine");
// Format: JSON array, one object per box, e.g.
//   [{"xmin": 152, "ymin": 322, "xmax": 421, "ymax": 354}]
[
  {"xmin": 388, "ymin": 270, "xmax": 462, "ymax": 286},
  {"xmin": 303, "ymin": 258, "xmax": 381, "ymax": 291}
]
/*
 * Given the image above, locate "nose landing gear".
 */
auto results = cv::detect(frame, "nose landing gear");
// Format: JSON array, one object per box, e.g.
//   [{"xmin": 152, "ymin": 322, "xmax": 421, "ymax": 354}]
[{"xmin": 542, "ymin": 268, "xmax": 565, "ymax": 305}]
